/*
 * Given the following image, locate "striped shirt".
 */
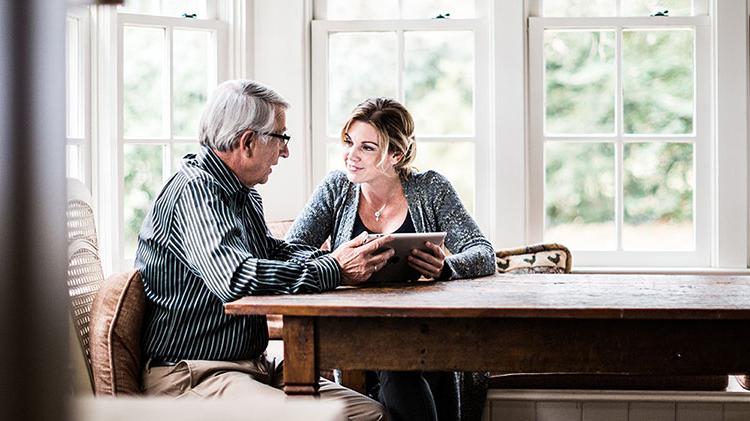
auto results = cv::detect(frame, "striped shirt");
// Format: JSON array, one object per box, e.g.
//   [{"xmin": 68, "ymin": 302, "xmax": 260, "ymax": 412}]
[{"xmin": 135, "ymin": 145, "xmax": 341, "ymax": 362}]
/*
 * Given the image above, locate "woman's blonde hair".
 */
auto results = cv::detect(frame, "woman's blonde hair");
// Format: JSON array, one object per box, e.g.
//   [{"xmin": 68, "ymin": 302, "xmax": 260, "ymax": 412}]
[{"xmin": 341, "ymin": 97, "xmax": 416, "ymax": 179}]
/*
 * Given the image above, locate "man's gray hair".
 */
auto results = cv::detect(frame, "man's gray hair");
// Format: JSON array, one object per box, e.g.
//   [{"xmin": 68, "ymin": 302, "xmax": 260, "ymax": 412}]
[{"xmin": 198, "ymin": 79, "xmax": 289, "ymax": 151}]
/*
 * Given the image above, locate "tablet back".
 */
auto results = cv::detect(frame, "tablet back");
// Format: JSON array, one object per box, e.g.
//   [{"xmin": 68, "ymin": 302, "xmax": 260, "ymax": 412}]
[{"xmin": 367, "ymin": 232, "xmax": 446, "ymax": 283}]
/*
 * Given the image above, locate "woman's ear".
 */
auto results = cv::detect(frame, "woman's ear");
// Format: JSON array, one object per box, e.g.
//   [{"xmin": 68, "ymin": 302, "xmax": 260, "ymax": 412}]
[{"xmin": 390, "ymin": 151, "xmax": 404, "ymax": 165}]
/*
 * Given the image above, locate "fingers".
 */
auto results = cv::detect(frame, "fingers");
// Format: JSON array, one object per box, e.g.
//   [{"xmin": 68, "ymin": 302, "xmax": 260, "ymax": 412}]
[
  {"xmin": 407, "ymin": 255, "xmax": 442, "ymax": 278},
  {"xmin": 410, "ymin": 247, "xmax": 442, "ymax": 268},
  {"xmin": 360, "ymin": 235, "xmax": 393, "ymax": 254},
  {"xmin": 350, "ymin": 231, "xmax": 368, "ymax": 246},
  {"xmin": 424, "ymin": 241, "xmax": 445, "ymax": 258}
]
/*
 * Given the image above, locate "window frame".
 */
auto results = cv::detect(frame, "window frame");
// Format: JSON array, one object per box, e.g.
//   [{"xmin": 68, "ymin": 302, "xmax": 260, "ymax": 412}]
[
  {"xmin": 66, "ymin": 6, "xmax": 92, "ymax": 188},
  {"xmin": 310, "ymin": 2, "xmax": 493, "ymax": 234},
  {"xmin": 115, "ymin": 12, "xmax": 228, "ymax": 268},
  {"xmin": 528, "ymin": 13, "xmax": 712, "ymax": 267}
]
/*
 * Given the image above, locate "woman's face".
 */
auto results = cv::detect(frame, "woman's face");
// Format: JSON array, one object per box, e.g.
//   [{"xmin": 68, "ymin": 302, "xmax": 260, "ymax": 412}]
[{"xmin": 343, "ymin": 121, "xmax": 399, "ymax": 184}]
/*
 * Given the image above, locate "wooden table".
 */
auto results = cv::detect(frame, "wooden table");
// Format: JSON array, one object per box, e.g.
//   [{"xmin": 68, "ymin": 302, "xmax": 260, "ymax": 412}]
[{"xmin": 224, "ymin": 273, "xmax": 750, "ymax": 395}]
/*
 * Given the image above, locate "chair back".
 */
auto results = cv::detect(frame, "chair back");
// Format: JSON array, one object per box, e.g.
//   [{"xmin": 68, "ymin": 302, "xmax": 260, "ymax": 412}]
[
  {"xmin": 496, "ymin": 243, "xmax": 572, "ymax": 274},
  {"xmin": 66, "ymin": 179, "xmax": 104, "ymax": 394},
  {"xmin": 67, "ymin": 178, "xmax": 99, "ymax": 247}
]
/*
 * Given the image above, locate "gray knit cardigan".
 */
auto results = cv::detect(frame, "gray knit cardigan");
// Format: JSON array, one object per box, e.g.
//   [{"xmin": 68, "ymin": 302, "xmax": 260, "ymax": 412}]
[{"xmin": 286, "ymin": 170, "xmax": 496, "ymax": 279}]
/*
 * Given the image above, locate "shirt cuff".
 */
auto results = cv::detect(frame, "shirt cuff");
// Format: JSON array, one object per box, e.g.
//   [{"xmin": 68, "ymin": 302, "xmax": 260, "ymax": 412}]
[{"xmin": 311, "ymin": 254, "xmax": 341, "ymax": 291}]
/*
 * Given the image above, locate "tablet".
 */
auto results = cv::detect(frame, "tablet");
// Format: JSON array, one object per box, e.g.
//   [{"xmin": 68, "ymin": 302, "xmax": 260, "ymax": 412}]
[{"xmin": 365, "ymin": 232, "xmax": 447, "ymax": 283}]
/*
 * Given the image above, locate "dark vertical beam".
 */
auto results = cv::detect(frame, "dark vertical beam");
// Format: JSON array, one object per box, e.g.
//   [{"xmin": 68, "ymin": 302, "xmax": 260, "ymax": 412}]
[{"xmin": 0, "ymin": 0, "xmax": 68, "ymax": 420}]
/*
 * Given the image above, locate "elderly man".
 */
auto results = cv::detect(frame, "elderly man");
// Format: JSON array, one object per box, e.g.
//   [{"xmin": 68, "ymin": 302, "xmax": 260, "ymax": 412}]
[{"xmin": 136, "ymin": 80, "xmax": 393, "ymax": 420}]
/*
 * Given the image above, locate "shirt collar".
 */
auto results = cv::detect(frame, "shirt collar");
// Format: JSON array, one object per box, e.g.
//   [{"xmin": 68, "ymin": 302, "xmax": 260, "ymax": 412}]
[{"xmin": 196, "ymin": 144, "xmax": 249, "ymax": 196}]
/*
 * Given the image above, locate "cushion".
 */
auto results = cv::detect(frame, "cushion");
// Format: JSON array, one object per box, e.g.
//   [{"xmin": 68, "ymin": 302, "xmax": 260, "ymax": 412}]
[
  {"xmin": 89, "ymin": 270, "xmax": 146, "ymax": 396},
  {"xmin": 496, "ymin": 243, "xmax": 572, "ymax": 274}
]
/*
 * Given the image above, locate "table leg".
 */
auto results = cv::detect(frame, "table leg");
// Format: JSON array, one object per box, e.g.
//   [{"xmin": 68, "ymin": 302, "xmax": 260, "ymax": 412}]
[{"xmin": 282, "ymin": 316, "xmax": 319, "ymax": 395}]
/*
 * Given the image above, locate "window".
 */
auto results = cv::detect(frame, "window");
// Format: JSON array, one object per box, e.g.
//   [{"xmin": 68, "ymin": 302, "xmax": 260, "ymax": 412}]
[
  {"xmin": 117, "ymin": 4, "xmax": 227, "ymax": 264},
  {"xmin": 311, "ymin": 0, "xmax": 491, "ymax": 228},
  {"xmin": 528, "ymin": 0, "xmax": 710, "ymax": 266},
  {"xmin": 66, "ymin": 7, "xmax": 91, "ymax": 184}
]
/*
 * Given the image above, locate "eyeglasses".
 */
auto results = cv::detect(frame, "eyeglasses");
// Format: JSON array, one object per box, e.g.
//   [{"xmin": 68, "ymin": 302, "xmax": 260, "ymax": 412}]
[{"xmin": 260, "ymin": 131, "xmax": 291, "ymax": 146}]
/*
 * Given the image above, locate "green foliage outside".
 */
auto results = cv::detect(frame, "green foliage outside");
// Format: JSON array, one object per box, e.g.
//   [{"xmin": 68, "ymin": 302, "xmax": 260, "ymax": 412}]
[{"xmin": 544, "ymin": 28, "xmax": 695, "ymax": 228}]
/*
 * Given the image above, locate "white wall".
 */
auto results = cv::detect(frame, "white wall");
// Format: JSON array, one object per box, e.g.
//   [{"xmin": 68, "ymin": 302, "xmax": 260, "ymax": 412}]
[{"xmin": 251, "ymin": 0, "xmax": 312, "ymax": 221}]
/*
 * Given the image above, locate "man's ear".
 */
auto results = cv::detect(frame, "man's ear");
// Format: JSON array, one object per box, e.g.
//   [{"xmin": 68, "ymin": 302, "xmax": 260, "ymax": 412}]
[{"xmin": 239, "ymin": 130, "xmax": 254, "ymax": 157}]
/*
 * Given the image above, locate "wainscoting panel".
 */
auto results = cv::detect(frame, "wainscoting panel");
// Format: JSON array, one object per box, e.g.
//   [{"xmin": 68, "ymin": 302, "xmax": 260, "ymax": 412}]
[
  {"xmin": 628, "ymin": 402, "xmax": 675, "ymax": 421},
  {"xmin": 582, "ymin": 401, "xmax": 628, "ymax": 421},
  {"xmin": 536, "ymin": 401, "xmax": 581, "ymax": 421},
  {"xmin": 676, "ymin": 403, "xmax": 723, "ymax": 421},
  {"xmin": 485, "ymin": 390, "xmax": 750, "ymax": 421}
]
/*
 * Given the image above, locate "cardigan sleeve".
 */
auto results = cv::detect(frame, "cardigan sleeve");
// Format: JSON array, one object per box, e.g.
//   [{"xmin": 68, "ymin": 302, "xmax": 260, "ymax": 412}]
[{"xmin": 427, "ymin": 172, "xmax": 497, "ymax": 279}]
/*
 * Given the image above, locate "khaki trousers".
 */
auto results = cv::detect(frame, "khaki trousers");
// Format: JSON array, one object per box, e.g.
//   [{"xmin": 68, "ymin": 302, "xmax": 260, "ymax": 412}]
[{"xmin": 142, "ymin": 355, "xmax": 386, "ymax": 421}]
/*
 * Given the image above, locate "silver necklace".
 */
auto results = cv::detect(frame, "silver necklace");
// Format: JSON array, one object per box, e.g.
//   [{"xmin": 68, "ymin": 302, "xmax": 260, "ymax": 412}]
[
  {"xmin": 363, "ymin": 195, "xmax": 388, "ymax": 222},
  {"xmin": 372, "ymin": 201, "xmax": 387, "ymax": 222}
]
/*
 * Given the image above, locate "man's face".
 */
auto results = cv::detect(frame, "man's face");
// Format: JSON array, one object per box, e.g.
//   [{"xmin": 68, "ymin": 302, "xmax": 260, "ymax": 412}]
[{"xmin": 239, "ymin": 109, "xmax": 289, "ymax": 186}]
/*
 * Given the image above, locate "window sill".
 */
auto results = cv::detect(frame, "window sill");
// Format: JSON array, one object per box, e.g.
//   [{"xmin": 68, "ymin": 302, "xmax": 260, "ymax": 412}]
[{"xmin": 573, "ymin": 267, "xmax": 750, "ymax": 275}]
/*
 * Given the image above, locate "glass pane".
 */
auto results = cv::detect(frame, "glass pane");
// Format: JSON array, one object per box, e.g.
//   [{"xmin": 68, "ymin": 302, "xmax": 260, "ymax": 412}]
[
  {"xmin": 171, "ymin": 142, "xmax": 199, "ymax": 174},
  {"xmin": 623, "ymin": 142, "xmax": 694, "ymax": 250},
  {"xmin": 326, "ymin": 0, "xmax": 398, "ymax": 19},
  {"xmin": 543, "ymin": 0, "xmax": 616, "ymax": 17},
  {"xmin": 544, "ymin": 142, "xmax": 615, "ymax": 250},
  {"xmin": 328, "ymin": 32, "xmax": 398, "ymax": 136},
  {"xmin": 405, "ymin": 31, "xmax": 474, "ymax": 136},
  {"xmin": 124, "ymin": 144, "xmax": 164, "ymax": 257},
  {"xmin": 623, "ymin": 29, "xmax": 694, "ymax": 135},
  {"xmin": 412, "ymin": 142, "xmax": 475, "ymax": 215},
  {"xmin": 325, "ymin": 142, "xmax": 347, "ymax": 174},
  {"xmin": 66, "ymin": 17, "xmax": 82, "ymax": 138},
  {"xmin": 402, "ymin": 0, "xmax": 476, "ymax": 19},
  {"xmin": 124, "ymin": 26, "xmax": 166, "ymax": 139},
  {"xmin": 173, "ymin": 29, "xmax": 212, "ymax": 138},
  {"xmin": 545, "ymin": 30, "xmax": 616, "ymax": 135},
  {"xmin": 66, "ymin": 144, "xmax": 82, "ymax": 181},
  {"xmin": 118, "ymin": 0, "xmax": 159, "ymax": 15},
  {"xmin": 621, "ymin": 0, "xmax": 693, "ymax": 16},
  {"xmin": 161, "ymin": 0, "xmax": 207, "ymax": 18},
  {"xmin": 120, "ymin": 0, "xmax": 207, "ymax": 17}
]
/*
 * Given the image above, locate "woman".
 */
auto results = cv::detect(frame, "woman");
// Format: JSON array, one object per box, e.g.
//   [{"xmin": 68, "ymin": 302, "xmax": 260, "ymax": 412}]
[{"xmin": 286, "ymin": 97, "xmax": 495, "ymax": 421}]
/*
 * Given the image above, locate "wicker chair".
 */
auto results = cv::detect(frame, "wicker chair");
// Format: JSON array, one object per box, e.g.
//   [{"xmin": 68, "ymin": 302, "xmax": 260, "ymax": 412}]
[{"xmin": 66, "ymin": 179, "xmax": 104, "ymax": 394}]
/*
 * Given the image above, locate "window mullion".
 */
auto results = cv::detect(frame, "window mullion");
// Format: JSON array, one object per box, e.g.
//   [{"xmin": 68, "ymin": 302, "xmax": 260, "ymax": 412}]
[
  {"xmin": 616, "ymin": 26, "xmax": 624, "ymax": 251},
  {"xmin": 398, "ymin": 27, "xmax": 404, "ymax": 103},
  {"xmin": 165, "ymin": 24, "xmax": 173, "ymax": 181}
]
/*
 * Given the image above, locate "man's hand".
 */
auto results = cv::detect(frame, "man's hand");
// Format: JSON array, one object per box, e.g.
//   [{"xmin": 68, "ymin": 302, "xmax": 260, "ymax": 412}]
[
  {"xmin": 407, "ymin": 241, "xmax": 447, "ymax": 280},
  {"xmin": 330, "ymin": 232, "xmax": 395, "ymax": 285}
]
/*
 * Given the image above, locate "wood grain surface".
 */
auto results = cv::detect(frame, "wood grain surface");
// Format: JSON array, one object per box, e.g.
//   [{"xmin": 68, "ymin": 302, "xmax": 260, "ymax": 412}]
[{"xmin": 225, "ymin": 274, "xmax": 750, "ymax": 319}]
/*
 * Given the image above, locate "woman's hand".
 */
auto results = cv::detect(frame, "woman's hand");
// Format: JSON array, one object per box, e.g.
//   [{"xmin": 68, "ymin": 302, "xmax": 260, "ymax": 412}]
[{"xmin": 407, "ymin": 241, "xmax": 447, "ymax": 280}]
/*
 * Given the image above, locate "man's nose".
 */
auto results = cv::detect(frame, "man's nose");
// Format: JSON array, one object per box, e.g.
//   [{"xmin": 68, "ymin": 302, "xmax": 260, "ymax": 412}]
[{"xmin": 279, "ymin": 143, "xmax": 289, "ymax": 158}]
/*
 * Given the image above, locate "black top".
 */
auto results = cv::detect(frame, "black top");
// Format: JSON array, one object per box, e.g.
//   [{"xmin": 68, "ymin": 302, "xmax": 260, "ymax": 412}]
[{"xmin": 351, "ymin": 209, "xmax": 416, "ymax": 238}]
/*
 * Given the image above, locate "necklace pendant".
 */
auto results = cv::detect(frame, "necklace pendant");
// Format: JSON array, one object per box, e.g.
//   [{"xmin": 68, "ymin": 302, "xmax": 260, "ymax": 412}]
[{"xmin": 374, "ymin": 211, "xmax": 381, "ymax": 221}]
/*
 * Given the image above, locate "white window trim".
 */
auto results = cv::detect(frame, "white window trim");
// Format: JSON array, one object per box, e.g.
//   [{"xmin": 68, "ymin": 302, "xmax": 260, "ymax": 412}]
[
  {"xmin": 511, "ymin": 0, "xmax": 749, "ymax": 269},
  {"xmin": 114, "ymin": 12, "xmax": 227, "ymax": 269},
  {"xmin": 88, "ymin": 3, "xmax": 240, "ymax": 274},
  {"xmin": 528, "ymin": 15, "xmax": 711, "ymax": 267},
  {"xmin": 310, "ymin": 6, "xmax": 493, "ymax": 234},
  {"xmin": 66, "ymin": 6, "xmax": 92, "ymax": 188}
]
